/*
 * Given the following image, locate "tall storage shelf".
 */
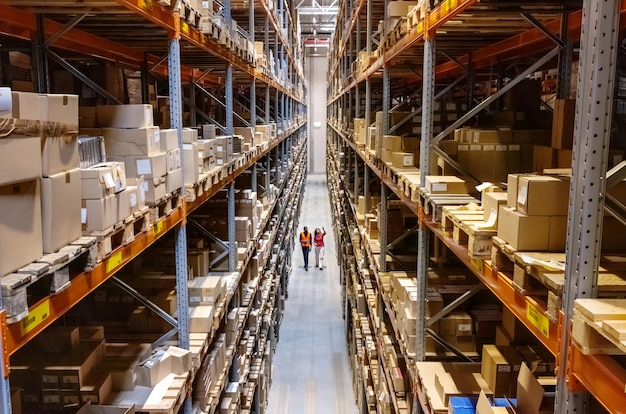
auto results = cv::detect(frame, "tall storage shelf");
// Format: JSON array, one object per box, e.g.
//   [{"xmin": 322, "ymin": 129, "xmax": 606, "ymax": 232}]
[
  {"xmin": 328, "ymin": 0, "xmax": 626, "ymax": 413},
  {"xmin": 0, "ymin": 0, "xmax": 306, "ymax": 413}
]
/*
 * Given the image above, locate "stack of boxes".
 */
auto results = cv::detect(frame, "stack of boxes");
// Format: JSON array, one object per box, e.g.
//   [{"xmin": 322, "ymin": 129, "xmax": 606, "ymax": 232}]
[
  {"xmin": 497, "ymin": 174, "xmax": 569, "ymax": 251},
  {"xmin": 188, "ymin": 275, "xmax": 225, "ymax": 334},
  {"xmin": 550, "ymin": 98, "xmax": 576, "ymax": 168},
  {"xmin": 379, "ymin": 135, "xmax": 420, "ymax": 168},
  {"xmin": 0, "ymin": 91, "xmax": 83, "ymax": 279}
]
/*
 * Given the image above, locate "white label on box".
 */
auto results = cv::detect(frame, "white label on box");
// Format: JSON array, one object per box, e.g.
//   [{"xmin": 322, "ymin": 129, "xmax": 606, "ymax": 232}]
[
  {"xmin": 470, "ymin": 144, "xmax": 481, "ymax": 151},
  {"xmin": 103, "ymin": 172, "xmax": 115, "ymax": 189},
  {"xmin": 509, "ymin": 144, "xmax": 521, "ymax": 151},
  {"xmin": 432, "ymin": 183, "xmax": 447, "ymax": 192},
  {"xmin": 130, "ymin": 192, "xmax": 138, "ymax": 208},
  {"xmin": 81, "ymin": 208, "xmax": 87, "ymax": 224},
  {"xmin": 217, "ymin": 145, "xmax": 223, "ymax": 152},
  {"xmin": 217, "ymin": 159, "xmax": 224, "ymax": 165},
  {"xmin": 189, "ymin": 296, "xmax": 201, "ymax": 303},
  {"xmin": 145, "ymin": 107, "xmax": 152, "ymax": 124},
  {"xmin": 154, "ymin": 129, "xmax": 160, "ymax": 143},
  {"xmin": 476, "ymin": 182, "xmax": 492, "ymax": 192},
  {"xmin": 403, "ymin": 156, "xmax": 412, "ymax": 166},
  {"xmin": 141, "ymin": 181, "xmax": 149, "ymax": 194},
  {"xmin": 473, "ymin": 132, "xmax": 480, "ymax": 142},
  {"xmin": 458, "ymin": 145, "xmax": 469, "ymax": 151},
  {"xmin": 202, "ymin": 295, "xmax": 215, "ymax": 302},
  {"xmin": 63, "ymin": 375, "xmax": 79, "ymax": 384},
  {"xmin": 198, "ymin": 150, "xmax": 204, "ymax": 159},
  {"xmin": 483, "ymin": 144, "xmax": 495, "ymax": 152},
  {"xmin": 457, "ymin": 323, "xmax": 472, "ymax": 332},
  {"xmin": 518, "ymin": 185, "xmax": 528, "ymax": 204},
  {"xmin": 139, "ymin": 185, "xmax": 146, "ymax": 202},
  {"xmin": 498, "ymin": 365, "xmax": 512, "ymax": 373},
  {"xmin": 496, "ymin": 144, "xmax": 508, "ymax": 151},
  {"xmin": 136, "ymin": 159, "xmax": 152, "ymax": 175}
]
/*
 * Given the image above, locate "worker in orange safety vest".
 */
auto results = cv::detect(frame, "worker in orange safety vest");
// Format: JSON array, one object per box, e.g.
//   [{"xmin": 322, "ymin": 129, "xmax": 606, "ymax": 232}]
[{"xmin": 299, "ymin": 226, "xmax": 312, "ymax": 271}]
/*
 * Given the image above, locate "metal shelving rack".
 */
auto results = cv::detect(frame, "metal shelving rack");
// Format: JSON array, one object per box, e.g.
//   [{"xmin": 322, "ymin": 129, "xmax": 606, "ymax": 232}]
[
  {"xmin": 326, "ymin": 0, "xmax": 626, "ymax": 412},
  {"xmin": 0, "ymin": 0, "xmax": 308, "ymax": 413}
]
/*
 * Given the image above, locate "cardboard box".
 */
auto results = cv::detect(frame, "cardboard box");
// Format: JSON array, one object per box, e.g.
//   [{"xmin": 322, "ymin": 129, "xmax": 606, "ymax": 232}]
[
  {"xmin": 182, "ymin": 128, "xmax": 198, "ymax": 143},
  {"xmin": 188, "ymin": 276, "xmax": 224, "ymax": 304},
  {"xmin": 166, "ymin": 346, "xmax": 192, "ymax": 374},
  {"xmin": 80, "ymin": 370, "xmax": 113, "ymax": 404},
  {"xmin": 382, "ymin": 135, "xmax": 402, "ymax": 150},
  {"xmin": 481, "ymin": 345, "xmax": 512, "ymax": 397},
  {"xmin": 0, "ymin": 135, "xmax": 42, "ymax": 185},
  {"xmin": 41, "ymin": 136, "xmax": 80, "ymax": 177},
  {"xmin": 189, "ymin": 305, "xmax": 215, "ymax": 333},
  {"xmin": 166, "ymin": 168, "xmax": 183, "ymax": 194},
  {"xmin": 532, "ymin": 145, "xmax": 557, "ymax": 172},
  {"xmin": 102, "ymin": 127, "xmax": 160, "ymax": 157},
  {"xmin": 96, "ymin": 104, "xmax": 154, "ymax": 128},
  {"xmin": 548, "ymin": 215, "xmax": 567, "ymax": 251},
  {"xmin": 140, "ymin": 177, "xmax": 166, "ymax": 204},
  {"xmin": 82, "ymin": 195, "xmax": 117, "ymax": 232},
  {"xmin": 167, "ymin": 148, "xmax": 181, "ymax": 172},
  {"xmin": 39, "ymin": 94, "xmax": 79, "ymax": 125},
  {"xmin": 482, "ymin": 191, "xmax": 507, "ymax": 223},
  {"xmin": 425, "ymin": 176, "xmax": 470, "ymax": 194},
  {"xmin": 183, "ymin": 143, "xmax": 200, "ymax": 185},
  {"xmin": 81, "ymin": 163, "xmax": 119, "ymax": 199},
  {"xmin": 387, "ymin": 1, "xmax": 418, "ymax": 17},
  {"xmin": 391, "ymin": 152, "xmax": 415, "ymax": 168},
  {"xmin": 79, "ymin": 106, "xmax": 97, "ymax": 128},
  {"xmin": 0, "ymin": 180, "xmax": 43, "ymax": 276},
  {"xmin": 42, "ymin": 168, "xmax": 82, "ymax": 253},
  {"xmin": 117, "ymin": 186, "xmax": 140, "ymax": 220},
  {"xmin": 557, "ymin": 149, "xmax": 573, "ymax": 168},
  {"xmin": 119, "ymin": 152, "xmax": 167, "ymax": 179},
  {"xmin": 551, "ymin": 99, "xmax": 576, "ymax": 149},
  {"xmin": 159, "ymin": 128, "xmax": 180, "ymax": 151},
  {"xmin": 517, "ymin": 175, "xmax": 569, "ymax": 216},
  {"xmin": 471, "ymin": 129, "xmax": 512, "ymax": 144},
  {"xmin": 42, "ymin": 339, "xmax": 104, "ymax": 390},
  {"xmin": 497, "ymin": 206, "xmax": 550, "ymax": 251},
  {"xmin": 135, "ymin": 350, "xmax": 172, "ymax": 387}
]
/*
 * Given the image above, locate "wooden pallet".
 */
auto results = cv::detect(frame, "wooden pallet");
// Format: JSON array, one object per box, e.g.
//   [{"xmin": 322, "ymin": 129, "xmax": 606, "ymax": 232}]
[
  {"xmin": 492, "ymin": 238, "xmax": 626, "ymax": 323},
  {"xmin": 572, "ymin": 299, "xmax": 626, "ymax": 355},
  {"xmin": 2, "ymin": 237, "xmax": 97, "ymax": 322},
  {"xmin": 440, "ymin": 206, "xmax": 495, "ymax": 257},
  {"xmin": 133, "ymin": 373, "xmax": 190, "ymax": 414},
  {"xmin": 422, "ymin": 192, "xmax": 479, "ymax": 223},
  {"xmin": 90, "ymin": 207, "xmax": 152, "ymax": 262},
  {"xmin": 148, "ymin": 190, "xmax": 181, "ymax": 223}
]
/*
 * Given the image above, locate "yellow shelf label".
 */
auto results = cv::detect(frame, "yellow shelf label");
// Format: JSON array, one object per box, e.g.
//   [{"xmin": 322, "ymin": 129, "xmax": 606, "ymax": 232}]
[
  {"xmin": 181, "ymin": 22, "xmax": 190, "ymax": 34},
  {"xmin": 526, "ymin": 302, "xmax": 550, "ymax": 338},
  {"xmin": 470, "ymin": 257, "xmax": 483, "ymax": 273},
  {"xmin": 106, "ymin": 251, "xmax": 124, "ymax": 273},
  {"xmin": 141, "ymin": 0, "xmax": 153, "ymax": 9},
  {"xmin": 154, "ymin": 220, "xmax": 164, "ymax": 236},
  {"xmin": 20, "ymin": 300, "xmax": 50, "ymax": 336}
]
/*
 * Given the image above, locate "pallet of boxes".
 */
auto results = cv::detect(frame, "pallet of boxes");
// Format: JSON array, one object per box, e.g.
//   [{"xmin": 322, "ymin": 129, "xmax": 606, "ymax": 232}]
[{"xmin": 0, "ymin": 89, "xmax": 94, "ymax": 323}]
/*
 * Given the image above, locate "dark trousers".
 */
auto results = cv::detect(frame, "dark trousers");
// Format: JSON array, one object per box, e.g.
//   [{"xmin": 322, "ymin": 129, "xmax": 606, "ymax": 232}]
[{"xmin": 301, "ymin": 246, "xmax": 310, "ymax": 269}]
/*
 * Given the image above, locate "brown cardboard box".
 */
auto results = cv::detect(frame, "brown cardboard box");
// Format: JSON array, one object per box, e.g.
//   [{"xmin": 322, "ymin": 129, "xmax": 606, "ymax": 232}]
[
  {"xmin": 482, "ymin": 191, "xmax": 507, "ymax": 223},
  {"xmin": 82, "ymin": 195, "xmax": 117, "ymax": 232},
  {"xmin": 42, "ymin": 168, "xmax": 82, "ymax": 253},
  {"xmin": 469, "ymin": 144, "xmax": 483, "ymax": 179},
  {"xmin": 391, "ymin": 151, "xmax": 415, "ymax": 168},
  {"xmin": 140, "ymin": 177, "xmax": 166, "ymax": 204},
  {"xmin": 497, "ymin": 206, "xmax": 550, "ymax": 251},
  {"xmin": 188, "ymin": 276, "xmax": 224, "ymax": 304},
  {"xmin": 532, "ymin": 145, "xmax": 557, "ymax": 172},
  {"xmin": 381, "ymin": 148, "xmax": 394, "ymax": 164},
  {"xmin": 0, "ymin": 135, "xmax": 41, "ymax": 185},
  {"xmin": 381, "ymin": 135, "xmax": 402, "ymax": 150},
  {"xmin": 481, "ymin": 344, "xmax": 512, "ymax": 397},
  {"xmin": 42, "ymin": 136, "xmax": 79, "ymax": 177},
  {"xmin": 96, "ymin": 104, "xmax": 154, "ymax": 128},
  {"xmin": 387, "ymin": 1, "xmax": 418, "ymax": 17},
  {"xmin": 39, "ymin": 94, "xmax": 79, "ymax": 124},
  {"xmin": 502, "ymin": 307, "xmax": 535, "ymax": 343},
  {"xmin": 517, "ymin": 175, "xmax": 569, "ymax": 216},
  {"xmin": 471, "ymin": 129, "xmax": 512, "ymax": 144},
  {"xmin": 118, "ymin": 152, "xmax": 167, "ymax": 179},
  {"xmin": 190, "ymin": 305, "xmax": 215, "ymax": 333},
  {"xmin": 425, "ymin": 176, "xmax": 470, "ymax": 194},
  {"xmin": 80, "ymin": 370, "xmax": 112, "ymax": 404},
  {"xmin": 551, "ymin": 99, "xmax": 576, "ymax": 149},
  {"xmin": 183, "ymin": 142, "xmax": 200, "ymax": 185},
  {"xmin": 42, "ymin": 339, "xmax": 104, "ymax": 389},
  {"xmin": 135, "ymin": 350, "xmax": 172, "ymax": 387},
  {"xmin": 548, "ymin": 215, "xmax": 567, "ymax": 251},
  {"xmin": 159, "ymin": 128, "xmax": 180, "ymax": 151},
  {"xmin": 81, "ymin": 164, "xmax": 117, "ymax": 199},
  {"xmin": 457, "ymin": 144, "xmax": 470, "ymax": 169},
  {"xmin": 102, "ymin": 127, "xmax": 160, "ymax": 157},
  {"xmin": 401, "ymin": 136, "xmax": 419, "ymax": 151},
  {"xmin": 0, "ymin": 180, "xmax": 43, "ymax": 276},
  {"xmin": 166, "ymin": 168, "xmax": 183, "ymax": 194},
  {"xmin": 79, "ymin": 106, "xmax": 97, "ymax": 129},
  {"xmin": 166, "ymin": 346, "xmax": 192, "ymax": 374},
  {"xmin": 557, "ymin": 149, "xmax": 573, "ymax": 168}
]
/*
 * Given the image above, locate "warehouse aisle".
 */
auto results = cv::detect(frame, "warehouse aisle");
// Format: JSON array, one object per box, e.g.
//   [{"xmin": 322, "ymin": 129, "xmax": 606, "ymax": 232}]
[{"xmin": 267, "ymin": 174, "xmax": 358, "ymax": 414}]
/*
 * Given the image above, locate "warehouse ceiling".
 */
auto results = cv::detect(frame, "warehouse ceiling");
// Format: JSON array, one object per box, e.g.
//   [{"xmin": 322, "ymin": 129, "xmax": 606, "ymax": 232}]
[{"xmin": 295, "ymin": 0, "xmax": 338, "ymax": 42}]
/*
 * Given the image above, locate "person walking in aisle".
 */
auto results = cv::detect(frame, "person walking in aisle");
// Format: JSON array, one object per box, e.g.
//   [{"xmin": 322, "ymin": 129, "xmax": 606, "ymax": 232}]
[
  {"xmin": 299, "ymin": 226, "xmax": 312, "ymax": 271},
  {"xmin": 314, "ymin": 227, "xmax": 326, "ymax": 270}
]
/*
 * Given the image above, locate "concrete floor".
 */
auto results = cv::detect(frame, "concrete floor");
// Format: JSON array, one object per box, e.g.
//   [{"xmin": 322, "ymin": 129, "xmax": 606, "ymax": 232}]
[{"xmin": 267, "ymin": 174, "xmax": 359, "ymax": 414}]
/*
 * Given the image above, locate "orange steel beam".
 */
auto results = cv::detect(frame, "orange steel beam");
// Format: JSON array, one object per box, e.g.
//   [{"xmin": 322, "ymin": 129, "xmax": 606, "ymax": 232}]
[
  {"xmin": 6, "ymin": 209, "xmax": 183, "ymax": 356},
  {"xmin": 571, "ymin": 347, "xmax": 626, "ymax": 414},
  {"xmin": 0, "ymin": 5, "xmax": 221, "ymax": 85}
]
